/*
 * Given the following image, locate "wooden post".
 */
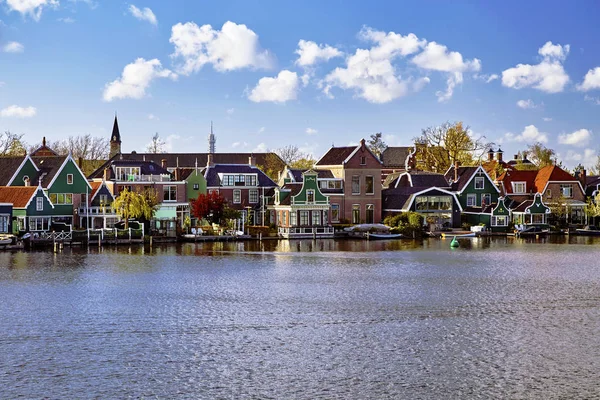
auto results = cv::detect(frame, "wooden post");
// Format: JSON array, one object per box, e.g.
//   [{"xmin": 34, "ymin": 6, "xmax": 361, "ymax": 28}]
[{"xmin": 150, "ymin": 235, "xmax": 153, "ymax": 248}]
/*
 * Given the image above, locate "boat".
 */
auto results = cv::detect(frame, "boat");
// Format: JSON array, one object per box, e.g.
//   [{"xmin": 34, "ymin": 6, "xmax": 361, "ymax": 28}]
[
  {"xmin": 574, "ymin": 225, "xmax": 600, "ymax": 236},
  {"xmin": 0, "ymin": 235, "xmax": 14, "ymax": 246},
  {"xmin": 366, "ymin": 233, "xmax": 405, "ymax": 240},
  {"xmin": 441, "ymin": 232, "xmax": 476, "ymax": 238},
  {"xmin": 515, "ymin": 226, "xmax": 549, "ymax": 237}
]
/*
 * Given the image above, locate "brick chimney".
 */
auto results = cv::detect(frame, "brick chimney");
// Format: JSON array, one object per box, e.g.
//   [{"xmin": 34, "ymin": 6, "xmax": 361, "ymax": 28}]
[
  {"xmin": 249, "ymin": 154, "xmax": 256, "ymax": 166},
  {"xmin": 360, "ymin": 138, "xmax": 366, "ymax": 150},
  {"xmin": 78, "ymin": 157, "xmax": 83, "ymax": 169},
  {"xmin": 161, "ymin": 159, "xmax": 167, "ymax": 169},
  {"xmin": 496, "ymin": 147, "xmax": 503, "ymax": 162},
  {"xmin": 487, "ymin": 148, "xmax": 494, "ymax": 162},
  {"xmin": 579, "ymin": 168, "xmax": 587, "ymax": 187},
  {"xmin": 454, "ymin": 161, "xmax": 459, "ymax": 182},
  {"xmin": 207, "ymin": 153, "xmax": 214, "ymax": 167}
]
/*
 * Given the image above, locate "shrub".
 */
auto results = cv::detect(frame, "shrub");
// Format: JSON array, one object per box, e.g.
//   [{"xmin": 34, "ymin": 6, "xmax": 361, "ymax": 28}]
[
  {"xmin": 407, "ymin": 212, "xmax": 423, "ymax": 227},
  {"xmin": 461, "ymin": 222, "xmax": 472, "ymax": 230}
]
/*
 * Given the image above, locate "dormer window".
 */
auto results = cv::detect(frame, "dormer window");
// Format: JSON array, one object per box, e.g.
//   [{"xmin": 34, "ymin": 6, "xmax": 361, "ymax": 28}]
[{"xmin": 512, "ymin": 182, "xmax": 526, "ymax": 194}]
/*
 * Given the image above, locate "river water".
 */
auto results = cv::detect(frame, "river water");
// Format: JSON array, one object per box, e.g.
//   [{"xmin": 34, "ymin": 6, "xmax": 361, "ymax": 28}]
[{"xmin": 1, "ymin": 237, "xmax": 600, "ymax": 399}]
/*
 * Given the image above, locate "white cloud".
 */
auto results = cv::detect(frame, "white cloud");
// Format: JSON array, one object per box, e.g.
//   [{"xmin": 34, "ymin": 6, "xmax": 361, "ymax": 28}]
[
  {"xmin": 413, "ymin": 76, "xmax": 430, "ymax": 92},
  {"xmin": 558, "ymin": 128, "xmax": 591, "ymax": 147},
  {"xmin": 57, "ymin": 17, "xmax": 75, "ymax": 23},
  {"xmin": 0, "ymin": 105, "xmax": 37, "ymax": 118},
  {"xmin": 516, "ymin": 99, "xmax": 541, "ymax": 109},
  {"xmin": 226, "ymin": 108, "xmax": 234, "ymax": 115},
  {"xmin": 248, "ymin": 70, "xmax": 298, "ymax": 103},
  {"xmin": 577, "ymin": 67, "xmax": 600, "ymax": 92},
  {"xmin": 257, "ymin": 126, "xmax": 265, "ymax": 133},
  {"xmin": 300, "ymin": 73, "xmax": 310, "ymax": 87},
  {"xmin": 543, "ymin": 117, "xmax": 553, "ymax": 122},
  {"xmin": 148, "ymin": 113, "xmax": 159, "ymax": 120},
  {"xmin": 253, "ymin": 142, "xmax": 268, "ymax": 152},
  {"xmin": 321, "ymin": 27, "xmax": 426, "ymax": 103},
  {"xmin": 68, "ymin": 0, "xmax": 97, "ymax": 8},
  {"xmin": 295, "ymin": 40, "xmax": 342, "ymax": 66},
  {"xmin": 2, "ymin": 41, "xmax": 24, "ymax": 53},
  {"xmin": 169, "ymin": 21, "xmax": 274, "ymax": 75},
  {"xmin": 564, "ymin": 149, "xmax": 597, "ymax": 168},
  {"xmin": 502, "ymin": 41, "xmax": 570, "ymax": 93},
  {"xmin": 305, "ymin": 127, "xmax": 318, "ymax": 135},
  {"xmin": 5, "ymin": 0, "xmax": 58, "ymax": 21},
  {"xmin": 584, "ymin": 94, "xmax": 600, "ymax": 105},
  {"xmin": 231, "ymin": 141, "xmax": 248, "ymax": 148},
  {"xmin": 103, "ymin": 58, "xmax": 177, "ymax": 101},
  {"xmin": 411, "ymin": 41, "xmax": 481, "ymax": 102},
  {"xmin": 128, "ymin": 5, "xmax": 157, "ymax": 25},
  {"xmin": 473, "ymin": 73, "xmax": 499, "ymax": 83},
  {"xmin": 503, "ymin": 125, "xmax": 548, "ymax": 143}
]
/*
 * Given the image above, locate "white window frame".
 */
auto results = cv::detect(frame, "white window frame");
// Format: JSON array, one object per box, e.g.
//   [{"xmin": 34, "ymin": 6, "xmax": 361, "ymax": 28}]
[
  {"xmin": 233, "ymin": 189, "xmax": 241, "ymax": 204},
  {"xmin": 560, "ymin": 184, "xmax": 573, "ymax": 198},
  {"xmin": 67, "ymin": 174, "xmax": 73, "ymax": 185},
  {"xmin": 299, "ymin": 210, "xmax": 309, "ymax": 225},
  {"xmin": 466, "ymin": 193, "xmax": 477, "ymax": 207},
  {"xmin": 491, "ymin": 215, "xmax": 508, "ymax": 227},
  {"xmin": 249, "ymin": 189, "xmax": 258, "ymax": 204},
  {"xmin": 0, "ymin": 214, "xmax": 9, "ymax": 233},
  {"xmin": 163, "ymin": 185, "xmax": 177, "ymax": 202},
  {"xmin": 312, "ymin": 210, "xmax": 320, "ymax": 226},
  {"xmin": 512, "ymin": 182, "xmax": 526, "ymax": 194},
  {"xmin": 352, "ymin": 204, "xmax": 360, "ymax": 224},
  {"xmin": 306, "ymin": 189, "xmax": 315, "ymax": 204},
  {"xmin": 481, "ymin": 193, "xmax": 491, "ymax": 207},
  {"xmin": 474, "ymin": 177, "xmax": 484, "ymax": 190},
  {"xmin": 36, "ymin": 197, "xmax": 44, "ymax": 211},
  {"xmin": 290, "ymin": 211, "xmax": 297, "ymax": 226}
]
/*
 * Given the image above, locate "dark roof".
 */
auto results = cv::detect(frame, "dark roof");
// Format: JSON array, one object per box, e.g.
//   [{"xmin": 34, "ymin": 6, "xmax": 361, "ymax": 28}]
[
  {"xmin": 204, "ymin": 164, "xmax": 277, "ymax": 187},
  {"xmin": 381, "ymin": 147, "xmax": 412, "ymax": 168},
  {"xmin": 119, "ymin": 152, "xmax": 285, "ymax": 170},
  {"xmin": 274, "ymin": 183, "xmax": 303, "ymax": 205},
  {"xmin": 111, "ymin": 116, "xmax": 121, "ymax": 142},
  {"xmin": 512, "ymin": 199, "xmax": 534, "ymax": 213},
  {"xmin": 585, "ymin": 175, "xmax": 600, "ymax": 196},
  {"xmin": 87, "ymin": 158, "xmax": 171, "ymax": 180},
  {"xmin": 31, "ymin": 156, "xmax": 67, "ymax": 187},
  {"xmin": 444, "ymin": 166, "xmax": 479, "ymax": 191},
  {"xmin": 0, "ymin": 156, "xmax": 26, "ymax": 186},
  {"xmin": 383, "ymin": 186, "xmax": 453, "ymax": 210},
  {"xmin": 384, "ymin": 171, "xmax": 449, "ymax": 189},
  {"xmin": 30, "ymin": 137, "xmax": 59, "ymax": 157},
  {"xmin": 315, "ymin": 146, "xmax": 356, "ymax": 166},
  {"xmin": 287, "ymin": 168, "xmax": 335, "ymax": 182}
]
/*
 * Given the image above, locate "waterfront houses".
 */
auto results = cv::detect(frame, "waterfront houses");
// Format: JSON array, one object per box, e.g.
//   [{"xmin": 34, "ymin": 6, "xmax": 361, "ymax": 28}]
[
  {"xmin": 314, "ymin": 139, "xmax": 383, "ymax": 224},
  {"xmin": 0, "ymin": 185, "xmax": 54, "ymax": 234}
]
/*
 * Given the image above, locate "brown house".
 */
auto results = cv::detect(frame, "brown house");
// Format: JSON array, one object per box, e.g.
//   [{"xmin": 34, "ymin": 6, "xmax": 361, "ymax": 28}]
[{"xmin": 314, "ymin": 138, "xmax": 383, "ymax": 224}]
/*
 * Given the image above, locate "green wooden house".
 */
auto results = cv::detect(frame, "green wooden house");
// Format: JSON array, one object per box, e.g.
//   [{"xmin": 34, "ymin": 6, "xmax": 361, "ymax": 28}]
[
  {"xmin": 268, "ymin": 170, "xmax": 334, "ymax": 238},
  {"xmin": 0, "ymin": 185, "xmax": 55, "ymax": 234},
  {"xmin": 489, "ymin": 197, "xmax": 512, "ymax": 232},
  {"xmin": 510, "ymin": 193, "xmax": 551, "ymax": 228}
]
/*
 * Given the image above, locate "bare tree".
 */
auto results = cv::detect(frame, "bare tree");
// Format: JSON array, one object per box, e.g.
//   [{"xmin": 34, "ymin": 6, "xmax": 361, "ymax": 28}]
[
  {"xmin": 0, "ymin": 131, "xmax": 27, "ymax": 156},
  {"xmin": 414, "ymin": 121, "xmax": 492, "ymax": 172},
  {"xmin": 275, "ymin": 145, "xmax": 307, "ymax": 166},
  {"xmin": 146, "ymin": 132, "xmax": 166, "ymax": 153},
  {"xmin": 29, "ymin": 135, "xmax": 109, "ymax": 160}
]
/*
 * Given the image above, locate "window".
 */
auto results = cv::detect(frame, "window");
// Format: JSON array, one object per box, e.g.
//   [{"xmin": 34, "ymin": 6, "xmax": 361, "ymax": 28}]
[
  {"xmin": 299, "ymin": 210, "xmax": 309, "ymax": 225},
  {"xmin": 360, "ymin": 156, "xmax": 366, "ymax": 165},
  {"xmin": 312, "ymin": 210, "xmax": 321, "ymax": 225},
  {"xmin": 560, "ymin": 184, "xmax": 573, "ymax": 198},
  {"xmin": 29, "ymin": 216, "xmax": 50, "ymax": 231},
  {"xmin": 222, "ymin": 175, "xmax": 235, "ymax": 186},
  {"xmin": 67, "ymin": 174, "xmax": 73, "ymax": 184},
  {"xmin": 546, "ymin": 189, "xmax": 551, "ymax": 198},
  {"xmin": 249, "ymin": 190, "xmax": 258, "ymax": 204},
  {"xmin": 323, "ymin": 209, "xmax": 328, "ymax": 225},
  {"xmin": 307, "ymin": 190, "xmax": 315, "ymax": 204},
  {"xmin": 481, "ymin": 193, "xmax": 491, "ymax": 207},
  {"xmin": 246, "ymin": 175, "xmax": 257, "ymax": 186},
  {"xmin": 233, "ymin": 189, "xmax": 241, "ymax": 204},
  {"xmin": 467, "ymin": 193, "xmax": 477, "ymax": 207},
  {"xmin": 115, "ymin": 167, "xmax": 140, "ymax": 181},
  {"xmin": 366, "ymin": 204, "xmax": 374, "ymax": 224},
  {"xmin": 99, "ymin": 194, "xmax": 108, "ymax": 205},
  {"xmin": 17, "ymin": 217, "xmax": 26, "ymax": 231},
  {"xmin": 416, "ymin": 197, "xmax": 427, "ymax": 210},
  {"xmin": 323, "ymin": 180, "xmax": 342, "ymax": 189},
  {"xmin": 0, "ymin": 215, "xmax": 9, "ymax": 233},
  {"xmin": 36, "ymin": 197, "xmax": 44, "ymax": 211},
  {"xmin": 331, "ymin": 204, "xmax": 340, "ymax": 222},
  {"xmin": 352, "ymin": 176, "xmax": 360, "ymax": 195},
  {"xmin": 512, "ymin": 182, "xmax": 526, "ymax": 194},
  {"xmin": 49, "ymin": 193, "xmax": 73, "ymax": 205},
  {"xmin": 352, "ymin": 204, "xmax": 360, "ymax": 224},
  {"xmin": 193, "ymin": 183, "xmax": 199, "ymax": 190},
  {"xmin": 491, "ymin": 215, "xmax": 508, "ymax": 226},
  {"xmin": 23, "ymin": 175, "xmax": 29, "ymax": 183},
  {"xmin": 290, "ymin": 211, "xmax": 297, "ymax": 226},
  {"xmin": 416, "ymin": 196, "xmax": 452, "ymax": 210},
  {"xmin": 365, "ymin": 176, "xmax": 374, "ymax": 195},
  {"xmin": 275, "ymin": 191, "xmax": 280, "ymax": 204},
  {"xmin": 163, "ymin": 185, "xmax": 177, "ymax": 201},
  {"xmin": 474, "ymin": 177, "xmax": 484, "ymax": 190},
  {"xmin": 532, "ymin": 214, "xmax": 545, "ymax": 224}
]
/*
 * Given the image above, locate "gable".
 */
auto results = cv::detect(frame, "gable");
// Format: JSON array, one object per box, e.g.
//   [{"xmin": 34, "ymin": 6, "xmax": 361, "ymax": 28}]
[
  {"xmin": 25, "ymin": 187, "xmax": 54, "ymax": 215},
  {"xmin": 525, "ymin": 193, "xmax": 551, "ymax": 214},
  {"xmin": 492, "ymin": 198, "xmax": 511, "ymax": 216},
  {"xmin": 47, "ymin": 156, "xmax": 92, "ymax": 193},
  {"xmin": 8, "ymin": 157, "xmax": 38, "ymax": 186},
  {"xmin": 292, "ymin": 172, "xmax": 328, "ymax": 205},
  {"xmin": 457, "ymin": 166, "xmax": 500, "ymax": 194}
]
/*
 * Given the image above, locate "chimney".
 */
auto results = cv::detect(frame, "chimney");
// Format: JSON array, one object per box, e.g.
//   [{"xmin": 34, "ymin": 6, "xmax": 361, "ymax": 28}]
[
  {"xmin": 454, "ymin": 161, "xmax": 459, "ymax": 182},
  {"xmin": 174, "ymin": 168, "xmax": 180, "ymax": 181},
  {"xmin": 487, "ymin": 148, "xmax": 494, "ymax": 162},
  {"xmin": 249, "ymin": 154, "xmax": 256, "ymax": 166},
  {"xmin": 78, "ymin": 156, "xmax": 83, "ymax": 169},
  {"xmin": 207, "ymin": 153, "xmax": 214, "ymax": 167},
  {"xmin": 579, "ymin": 168, "xmax": 587, "ymax": 186},
  {"xmin": 360, "ymin": 138, "xmax": 366, "ymax": 150},
  {"xmin": 161, "ymin": 158, "xmax": 167, "ymax": 169},
  {"xmin": 514, "ymin": 154, "xmax": 518, "ymax": 160},
  {"xmin": 42, "ymin": 136, "xmax": 46, "ymax": 147},
  {"xmin": 24, "ymin": 177, "xmax": 30, "ymax": 187},
  {"xmin": 523, "ymin": 152, "xmax": 528, "ymax": 161},
  {"xmin": 496, "ymin": 147, "xmax": 503, "ymax": 162},
  {"xmin": 103, "ymin": 168, "xmax": 108, "ymax": 181}
]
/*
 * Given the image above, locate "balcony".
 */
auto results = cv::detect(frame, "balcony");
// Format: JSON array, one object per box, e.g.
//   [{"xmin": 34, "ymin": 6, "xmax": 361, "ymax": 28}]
[
  {"xmin": 278, "ymin": 226, "xmax": 335, "ymax": 239},
  {"xmin": 116, "ymin": 174, "xmax": 172, "ymax": 183},
  {"xmin": 78, "ymin": 206, "xmax": 118, "ymax": 216}
]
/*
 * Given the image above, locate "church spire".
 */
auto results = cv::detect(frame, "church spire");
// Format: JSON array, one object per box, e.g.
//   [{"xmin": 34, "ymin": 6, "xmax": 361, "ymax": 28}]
[
  {"xmin": 109, "ymin": 114, "xmax": 122, "ymax": 159},
  {"xmin": 208, "ymin": 121, "xmax": 216, "ymax": 153}
]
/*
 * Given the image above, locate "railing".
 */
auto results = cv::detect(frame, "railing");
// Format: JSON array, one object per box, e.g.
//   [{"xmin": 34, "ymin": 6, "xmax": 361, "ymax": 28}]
[
  {"xmin": 40, "ymin": 231, "xmax": 72, "ymax": 240},
  {"xmin": 278, "ymin": 226, "xmax": 335, "ymax": 237},
  {"xmin": 87, "ymin": 225, "xmax": 144, "ymax": 241},
  {"xmin": 78, "ymin": 206, "xmax": 118, "ymax": 215},
  {"xmin": 116, "ymin": 175, "xmax": 171, "ymax": 182}
]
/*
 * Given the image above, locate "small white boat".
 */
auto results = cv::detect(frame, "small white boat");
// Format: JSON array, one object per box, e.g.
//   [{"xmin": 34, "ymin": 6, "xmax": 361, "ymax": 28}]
[
  {"xmin": 366, "ymin": 233, "xmax": 404, "ymax": 240},
  {"xmin": 441, "ymin": 232, "xmax": 477, "ymax": 238},
  {"xmin": 0, "ymin": 235, "xmax": 14, "ymax": 245}
]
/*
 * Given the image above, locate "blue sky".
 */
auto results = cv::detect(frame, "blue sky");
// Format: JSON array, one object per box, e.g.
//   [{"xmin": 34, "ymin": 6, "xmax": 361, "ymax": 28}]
[{"xmin": 2, "ymin": 0, "xmax": 600, "ymax": 168}]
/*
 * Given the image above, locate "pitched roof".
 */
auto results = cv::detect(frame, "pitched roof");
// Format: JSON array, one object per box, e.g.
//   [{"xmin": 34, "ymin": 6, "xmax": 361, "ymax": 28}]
[
  {"xmin": 0, "ymin": 156, "xmax": 26, "ymax": 186},
  {"xmin": 276, "ymin": 183, "xmax": 303, "ymax": 205},
  {"xmin": 118, "ymin": 152, "xmax": 285, "ymax": 170},
  {"xmin": 315, "ymin": 146, "xmax": 356, "ymax": 166},
  {"xmin": 381, "ymin": 147, "xmax": 412, "ymax": 168},
  {"xmin": 444, "ymin": 166, "xmax": 479, "ymax": 191},
  {"xmin": 287, "ymin": 168, "xmax": 335, "ymax": 182},
  {"xmin": 385, "ymin": 171, "xmax": 450, "ymax": 189},
  {"xmin": 0, "ymin": 186, "xmax": 37, "ymax": 208},
  {"xmin": 87, "ymin": 159, "xmax": 172, "ymax": 180},
  {"xmin": 31, "ymin": 156, "xmax": 68, "ymax": 187},
  {"xmin": 30, "ymin": 137, "xmax": 58, "ymax": 157},
  {"xmin": 204, "ymin": 164, "xmax": 277, "ymax": 187},
  {"xmin": 534, "ymin": 165, "xmax": 577, "ymax": 192},
  {"xmin": 497, "ymin": 170, "xmax": 538, "ymax": 195},
  {"xmin": 111, "ymin": 116, "xmax": 121, "ymax": 142}
]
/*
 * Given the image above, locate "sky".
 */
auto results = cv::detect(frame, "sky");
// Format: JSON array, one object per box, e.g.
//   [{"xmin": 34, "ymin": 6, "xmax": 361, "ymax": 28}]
[{"xmin": 2, "ymin": 0, "xmax": 600, "ymax": 169}]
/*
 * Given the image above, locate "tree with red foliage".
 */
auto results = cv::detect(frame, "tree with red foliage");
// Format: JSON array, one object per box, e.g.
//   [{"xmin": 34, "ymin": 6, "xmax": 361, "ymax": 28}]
[{"xmin": 191, "ymin": 191, "xmax": 226, "ymax": 224}]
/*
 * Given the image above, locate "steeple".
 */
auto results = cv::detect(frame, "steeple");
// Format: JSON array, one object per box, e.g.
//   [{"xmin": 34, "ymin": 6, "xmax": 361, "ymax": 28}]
[
  {"xmin": 208, "ymin": 121, "xmax": 216, "ymax": 153},
  {"xmin": 109, "ymin": 114, "xmax": 122, "ymax": 159}
]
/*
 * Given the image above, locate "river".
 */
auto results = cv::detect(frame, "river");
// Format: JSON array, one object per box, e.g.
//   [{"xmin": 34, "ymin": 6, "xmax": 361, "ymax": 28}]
[{"xmin": 1, "ymin": 237, "xmax": 599, "ymax": 399}]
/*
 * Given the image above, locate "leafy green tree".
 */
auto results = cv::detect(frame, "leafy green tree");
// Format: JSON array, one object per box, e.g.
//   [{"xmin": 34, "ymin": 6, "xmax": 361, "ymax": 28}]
[
  {"xmin": 585, "ymin": 193, "xmax": 600, "ymax": 226},
  {"xmin": 113, "ymin": 188, "xmax": 157, "ymax": 229},
  {"xmin": 0, "ymin": 131, "xmax": 27, "ymax": 156},
  {"xmin": 526, "ymin": 142, "xmax": 556, "ymax": 168},
  {"xmin": 290, "ymin": 157, "xmax": 316, "ymax": 170},
  {"xmin": 367, "ymin": 132, "xmax": 387, "ymax": 158}
]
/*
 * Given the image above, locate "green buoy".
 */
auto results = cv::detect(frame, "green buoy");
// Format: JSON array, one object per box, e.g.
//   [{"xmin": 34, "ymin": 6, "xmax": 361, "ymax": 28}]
[{"xmin": 450, "ymin": 236, "xmax": 459, "ymax": 248}]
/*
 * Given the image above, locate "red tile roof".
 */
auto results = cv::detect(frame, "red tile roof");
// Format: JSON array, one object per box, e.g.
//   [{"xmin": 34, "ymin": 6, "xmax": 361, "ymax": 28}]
[
  {"xmin": 0, "ymin": 186, "xmax": 37, "ymax": 208},
  {"xmin": 534, "ymin": 165, "xmax": 577, "ymax": 192},
  {"xmin": 497, "ymin": 170, "xmax": 538, "ymax": 194}
]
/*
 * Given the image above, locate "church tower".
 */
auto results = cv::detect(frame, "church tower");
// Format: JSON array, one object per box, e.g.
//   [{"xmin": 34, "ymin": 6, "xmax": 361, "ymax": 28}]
[
  {"xmin": 208, "ymin": 121, "xmax": 216, "ymax": 153},
  {"xmin": 109, "ymin": 115, "xmax": 122, "ymax": 159}
]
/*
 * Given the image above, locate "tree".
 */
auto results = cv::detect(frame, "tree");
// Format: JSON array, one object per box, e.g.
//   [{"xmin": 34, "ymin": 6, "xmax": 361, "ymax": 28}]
[
  {"xmin": 146, "ymin": 132, "xmax": 166, "ymax": 153},
  {"xmin": 0, "ymin": 131, "xmax": 27, "ymax": 156},
  {"xmin": 257, "ymin": 152, "xmax": 285, "ymax": 181},
  {"xmin": 290, "ymin": 156, "xmax": 316, "ymax": 170},
  {"xmin": 191, "ymin": 191, "xmax": 226, "ymax": 225},
  {"xmin": 275, "ymin": 145, "xmax": 307, "ymax": 165},
  {"xmin": 526, "ymin": 142, "xmax": 556, "ymax": 168},
  {"xmin": 586, "ymin": 193, "xmax": 600, "ymax": 226},
  {"xmin": 414, "ymin": 121, "xmax": 491, "ymax": 172},
  {"xmin": 367, "ymin": 132, "xmax": 387, "ymax": 158},
  {"xmin": 588, "ymin": 155, "xmax": 600, "ymax": 175},
  {"xmin": 112, "ymin": 188, "xmax": 157, "ymax": 229}
]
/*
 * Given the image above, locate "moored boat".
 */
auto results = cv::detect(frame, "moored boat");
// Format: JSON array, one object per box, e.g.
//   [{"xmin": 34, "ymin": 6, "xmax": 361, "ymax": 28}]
[
  {"xmin": 366, "ymin": 233, "xmax": 405, "ymax": 240},
  {"xmin": 441, "ymin": 232, "xmax": 477, "ymax": 238},
  {"xmin": 574, "ymin": 225, "xmax": 600, "ymax": 236},
  {"xmin": 515, "ymin": 226, "xmax": 549, "ymax": 237}
]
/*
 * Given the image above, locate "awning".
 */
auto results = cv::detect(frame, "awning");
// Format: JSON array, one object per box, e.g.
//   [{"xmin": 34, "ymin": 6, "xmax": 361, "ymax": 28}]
[{"xmin": 155, "ymin": 205, "xmax": 177, "ymax": 219}]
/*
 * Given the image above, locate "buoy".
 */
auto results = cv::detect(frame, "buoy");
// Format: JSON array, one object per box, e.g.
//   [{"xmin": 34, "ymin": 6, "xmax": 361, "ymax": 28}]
[{"xmin": 450, "ymin": 236, "xmax": 459, "ymax": 248}]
